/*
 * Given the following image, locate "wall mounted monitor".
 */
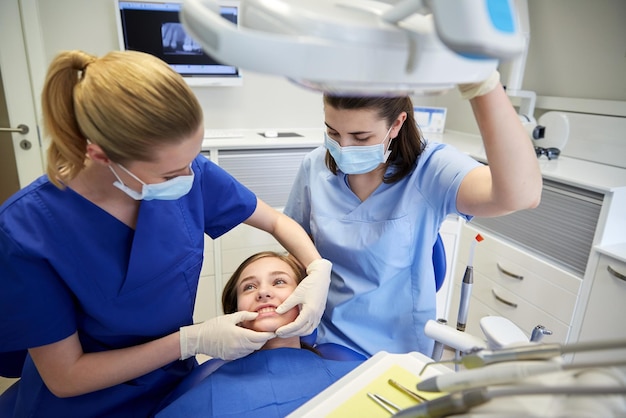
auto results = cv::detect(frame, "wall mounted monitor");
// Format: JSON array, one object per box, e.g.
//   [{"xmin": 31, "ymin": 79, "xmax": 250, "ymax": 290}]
[{"xmin": 116, "ymin": 0, "xmax": 242, "ymax": 87}]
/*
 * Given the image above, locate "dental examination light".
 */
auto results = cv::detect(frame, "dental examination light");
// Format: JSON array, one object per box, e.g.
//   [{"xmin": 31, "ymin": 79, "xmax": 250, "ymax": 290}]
[{"xmin": 180, "ymin": 0, "xmax": 526, "ymax": 95}]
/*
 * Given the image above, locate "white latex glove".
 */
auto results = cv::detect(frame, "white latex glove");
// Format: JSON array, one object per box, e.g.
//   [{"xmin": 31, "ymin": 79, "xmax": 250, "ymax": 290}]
[
  {"xmin": 179, "ymin": 311, "xmax": 275, "ymax": 360},
  {"xmin": 458, "ymin": 70, "xmax": 501, "ymax": 100},
  {"xmin": 274, "ymin": 258, "xmax": 332, "ymax": 338}
]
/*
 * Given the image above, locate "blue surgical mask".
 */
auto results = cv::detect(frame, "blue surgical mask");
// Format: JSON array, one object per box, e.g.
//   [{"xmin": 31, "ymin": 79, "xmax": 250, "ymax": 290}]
[
  {"xmin": 324, "ymin": 126, "xmax": 393, "ymax": 175},
  {"xmin": 109, "ymin": 163, "xmax": 194, "ymax": 201}
]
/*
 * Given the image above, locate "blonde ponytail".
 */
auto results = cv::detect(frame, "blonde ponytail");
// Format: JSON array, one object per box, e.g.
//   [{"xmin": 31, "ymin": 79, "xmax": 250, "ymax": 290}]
[{"xmin": 42, "ymin": 50, "xmax": 96, "ymax": 187}]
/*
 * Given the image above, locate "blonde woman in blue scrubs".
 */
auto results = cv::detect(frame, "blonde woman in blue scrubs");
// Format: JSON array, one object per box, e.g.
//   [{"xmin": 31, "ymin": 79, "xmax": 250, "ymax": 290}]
[
  {"xmin": 0, "ymin": 50, "xmax": 331, "ymax": 417},
  {"xmin": 284, "ymin": 73, "xmax": 543, "ymax": 358}
]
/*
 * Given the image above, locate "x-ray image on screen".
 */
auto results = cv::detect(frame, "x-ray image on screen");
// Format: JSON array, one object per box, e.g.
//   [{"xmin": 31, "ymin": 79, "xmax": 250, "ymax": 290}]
[{"xmin": 162, "ymin": 23, "xmax": 203, "ymax": 55}]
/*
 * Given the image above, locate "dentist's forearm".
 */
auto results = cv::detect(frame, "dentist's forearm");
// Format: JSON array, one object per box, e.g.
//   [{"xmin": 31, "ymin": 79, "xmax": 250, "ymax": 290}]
[{"xmin": 29, "ymin": 331, "xmax": 181, "ymax": 397}]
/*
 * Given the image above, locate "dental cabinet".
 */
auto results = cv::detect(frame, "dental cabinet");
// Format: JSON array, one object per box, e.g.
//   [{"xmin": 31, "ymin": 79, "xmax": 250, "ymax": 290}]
[
  {"xmin": 192, "ymin": 126, "xmax": 626, "ymax": 356},
  {"xmin": 443, "ymin": 112, "xmax": 626, "ymax": 352}
]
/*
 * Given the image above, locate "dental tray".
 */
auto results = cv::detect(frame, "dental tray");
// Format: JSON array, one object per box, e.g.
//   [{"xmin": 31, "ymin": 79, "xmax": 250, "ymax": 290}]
[{"xmin": 288, "ymin": 351, "xmax": 450, "ymax": 417}]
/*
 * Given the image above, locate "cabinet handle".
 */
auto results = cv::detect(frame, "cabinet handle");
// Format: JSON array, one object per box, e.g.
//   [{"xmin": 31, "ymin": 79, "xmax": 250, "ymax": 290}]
[
  {"xmin": 491, "ymin": 289, "xmax": 518, "ymax": 308},
  {"xmin": 496, "ymin": 263, "xmax": 524, "ymax": 280},
  {"xmin": 607, "ymin": 265, "xmax": 626, "ymax": 282}
]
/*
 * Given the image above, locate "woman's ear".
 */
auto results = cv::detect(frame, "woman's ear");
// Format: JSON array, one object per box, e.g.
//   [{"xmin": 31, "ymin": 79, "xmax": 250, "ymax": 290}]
[
  {"xmin": 86, "ymin": 142, "xmax": 112, "ymax": 166},
  {"xmin": 392, "ymin": 111, "xmax": 408, "ymax": 138}
]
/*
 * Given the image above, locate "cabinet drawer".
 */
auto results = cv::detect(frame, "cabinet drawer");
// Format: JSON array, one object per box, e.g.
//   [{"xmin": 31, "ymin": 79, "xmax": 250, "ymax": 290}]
[
  {"xmin": 448, "ymin": 281, "xmax": 570, "ymax": 343},
  {"xmin": 449, "ymin": 282, "xmax": 568, "ymax": 345},
  {"xmin": 453, "ymin": 274, "xmax": 570, "ymax": 344},
  {"xmin": 455, "ymin": 224, "xmax": 580, "ymax": 325}
]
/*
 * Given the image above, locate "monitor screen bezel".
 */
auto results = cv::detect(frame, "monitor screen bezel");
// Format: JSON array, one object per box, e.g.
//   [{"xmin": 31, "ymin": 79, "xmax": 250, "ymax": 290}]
[{"xmin": 115, "ymin": 0, "xmax": 243, "ymax": 87}]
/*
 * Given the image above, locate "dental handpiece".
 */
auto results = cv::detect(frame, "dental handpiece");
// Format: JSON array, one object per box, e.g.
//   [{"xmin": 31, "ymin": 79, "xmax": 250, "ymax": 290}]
[
  {"xmin": 391, "ymin": 388, "xmax": 490, "ymax": 418},
  {"xmin": 417, "ymin": 361, "xmax": 561, "ymax": 392},
  {"xmin": 456, "ymin": 266, "xmax": 473, "ymax": 332},
  {"xmin": 461, "ymin": 339, "xmax": 626, "ymax": 369},
  {"xmin": 456, "ymin": 234, "xmax": 482, "ymax": 333},
  {"xmin": 418, "ymin": 358, "xmax": 626, "ymax": 393},
  {"xmin": 393, "ymin": 386, "xmax": 626, "ymax": 418}
]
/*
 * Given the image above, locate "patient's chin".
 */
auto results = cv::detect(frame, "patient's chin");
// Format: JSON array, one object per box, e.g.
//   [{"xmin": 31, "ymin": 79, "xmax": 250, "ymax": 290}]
[
  {"xmin": 250, "ymin": 318, "xmax": 286, "ymax": 333},
  {"xmin": 251, "ymin": 312, "xmax": 298, "ymax": 333}
]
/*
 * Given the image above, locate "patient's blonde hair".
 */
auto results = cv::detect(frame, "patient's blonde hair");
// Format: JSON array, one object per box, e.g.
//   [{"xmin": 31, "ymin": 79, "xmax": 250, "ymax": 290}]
[{"xmin": 42, "ymin": 50, "xmax": 203, "ymax": 188}]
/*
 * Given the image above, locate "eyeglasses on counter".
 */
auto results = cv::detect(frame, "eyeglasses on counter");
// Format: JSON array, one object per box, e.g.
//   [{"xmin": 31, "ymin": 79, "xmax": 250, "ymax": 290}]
[{"xmin": 534, "ymin": 146, "xmax": 561, "ymax": 160}]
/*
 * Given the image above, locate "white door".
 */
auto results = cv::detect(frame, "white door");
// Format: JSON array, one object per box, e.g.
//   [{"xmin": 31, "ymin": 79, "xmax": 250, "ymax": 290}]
[{"xmin": 0, "ymin": 0, "xmax": 45, "ymax": 204}]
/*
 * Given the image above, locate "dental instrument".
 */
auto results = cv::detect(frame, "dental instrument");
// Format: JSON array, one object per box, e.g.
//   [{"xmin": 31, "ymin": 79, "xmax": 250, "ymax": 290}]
[
  {"xmin": 391, "ymin": 386, "xmax": 626, "ymax": 418},
  {"xmin": 417, "ymin": 359, "xmax": 626, "ymax": 393},
  {"xmin": 368, "ymin": 392, "xmax": 401, "ymax": 414},
  {"xmin": 456, "ymin": 234, "xmax": 483, "ymax": 333},
  {"xmin": 419, "ymin": 338, "xmax": 626, "ymax": 375},
  {"xmin": 461, "ymin": 339, "xmax": 626, "ymax": 369},
  {"xmin": 180, "ymin": 0, "xmax": 525, "ymax": 95},
  {"xmin": 388, "ymin": 379, "xmax": 427, "ymax": 403}
]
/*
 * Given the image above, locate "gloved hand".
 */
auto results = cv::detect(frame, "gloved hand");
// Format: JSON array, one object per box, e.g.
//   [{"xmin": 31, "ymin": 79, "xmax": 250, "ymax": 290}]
[
  {"xmin": 179, "ymin": 311, "xmax": 275, "ymax": 360},
  {"xmin": 274, "ymin": 258, "xmax": 332, "ymax": 338},
  {"xmin": 458, "ymin": 70, "xmax": 501, "ymax": 100}
]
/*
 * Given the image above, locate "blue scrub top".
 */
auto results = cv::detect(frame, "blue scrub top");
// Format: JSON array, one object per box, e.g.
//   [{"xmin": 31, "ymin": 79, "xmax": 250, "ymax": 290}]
[
  {"xmin": 155, "ymin": 348, "xmax": 363, "ymax": 418},
  {"xmin": 284, "ymin": 141, "xmax": 480, "ymax": 357},
  {"xmin": 0, "ymin": 155, "xmax": 257, "ymax": 417}
]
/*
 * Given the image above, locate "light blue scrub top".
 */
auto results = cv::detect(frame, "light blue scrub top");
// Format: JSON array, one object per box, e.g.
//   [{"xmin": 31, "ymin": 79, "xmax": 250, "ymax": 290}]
[
  {"xmin": 0, "ymin": 155, "xmax": 257, "ymax": 417},
  {"xmin": 284, "ymin": 141, "xmax": 480, "ymax": 357}
]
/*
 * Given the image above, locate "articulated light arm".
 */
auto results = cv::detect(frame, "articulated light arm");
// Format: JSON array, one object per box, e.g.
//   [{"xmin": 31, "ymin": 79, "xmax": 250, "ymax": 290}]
[{"xmin": 180, "ymin": 0, "xmax": 525, "ymax": 95}]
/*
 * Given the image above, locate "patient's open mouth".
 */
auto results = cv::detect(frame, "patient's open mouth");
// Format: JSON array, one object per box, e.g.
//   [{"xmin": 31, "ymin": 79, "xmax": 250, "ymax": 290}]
[{"xmin": 256, "ymin": 305, "xmax": 277, "ymax": 314}]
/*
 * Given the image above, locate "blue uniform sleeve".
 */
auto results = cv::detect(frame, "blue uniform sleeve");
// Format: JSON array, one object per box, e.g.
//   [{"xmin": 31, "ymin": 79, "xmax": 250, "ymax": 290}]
[
  {"xmin": 194, "ymin": 156, "xmax": 258, "ymax": 238},
  {"xmin": 417, "ymin": 141, "xmax": 481, "ymax": 220},
  {"xmin": 0, "ymin": 216, "xmax": 76, "ymax": 352}
]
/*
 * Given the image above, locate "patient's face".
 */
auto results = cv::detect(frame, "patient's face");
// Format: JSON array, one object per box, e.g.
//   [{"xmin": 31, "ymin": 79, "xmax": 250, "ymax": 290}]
[{"xmin": 236, "ymin": 257, "xmax": 300, "ymax": 333}]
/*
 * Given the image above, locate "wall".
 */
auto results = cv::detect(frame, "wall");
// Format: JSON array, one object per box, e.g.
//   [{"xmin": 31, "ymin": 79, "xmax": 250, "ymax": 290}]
[
  {"xmin": 413, "ymin": 0, "xmax": 626, "ymax": 135},
  {"xmin": 524, "ymin": 0, "xmax": 625, "ymax": 102},
  {"xmin": 33, "ymin": 0, "xmax": 324, "ymax": 131}
]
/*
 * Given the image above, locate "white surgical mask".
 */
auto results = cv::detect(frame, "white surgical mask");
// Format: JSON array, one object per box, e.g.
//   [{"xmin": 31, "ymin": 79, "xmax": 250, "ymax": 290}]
[
  {"xmin": 324, "ymin": 126, "xmax": 393, "ymax": 175},
  {"xmin": 109, "ymin": 163, "xmax": 194, "ymax": 201}
]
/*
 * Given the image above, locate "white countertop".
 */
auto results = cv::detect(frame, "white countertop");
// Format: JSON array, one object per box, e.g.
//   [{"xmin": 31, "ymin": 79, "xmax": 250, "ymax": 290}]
[
  {"xmin": 201, "ymin": 128, "xmax": 325, "ymax": 151},
  {"xmin": 596, "ymin": 243, "xmax": 626, "ymax": 263},
  {"xmin": 202, "ymin": 128, "xmax": 626, "ymax": 194},
  {"xmin": 435, "ymin": 130, "xmax": 626, "ymax": 194}
]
